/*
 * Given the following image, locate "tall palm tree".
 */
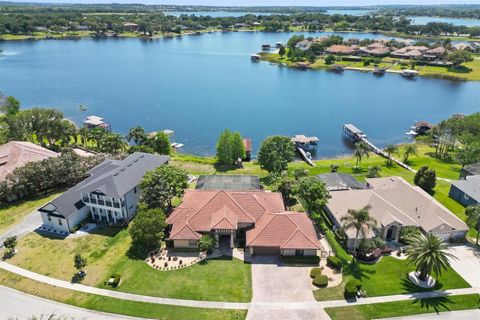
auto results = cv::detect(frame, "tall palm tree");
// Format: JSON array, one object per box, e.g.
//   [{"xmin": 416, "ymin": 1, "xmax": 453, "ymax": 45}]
[
  {"xmin": 403, "ymin": 144, "xmax": 418, "ymax": 164},
  {"xmin": 353, "ymin": 141, "xmax": 370, "ymax": 169},
  {"xmin": 126, "ymin": 126, "xmax": 147, "ymax": 146},
  {"xmin": 341, "ymin": 205, "xmax": 377, "ymax": 257},
  {"xmin": 384, "ymin": 144, "xmax": 399, "ymax": 166},
  {"xmin": 103, "ymin": 133, "xmax": 128, "ymax": 154},
  {"xmin": 90, "ymin": 127, "xmax": 107, "ymax": 149},
  {"xmin": 407, "ymin": 233, "xmax": 456, "ymax": 281},
  {"xmin": 466, "ymin": 205, "xmax": 480, "ymax": 246}
]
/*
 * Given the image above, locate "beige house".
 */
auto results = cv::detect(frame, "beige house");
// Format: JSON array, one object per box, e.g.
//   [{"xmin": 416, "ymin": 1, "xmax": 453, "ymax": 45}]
[{"xmin": 324, "ymin": 177, "xmax": 468, "ymax": 249}]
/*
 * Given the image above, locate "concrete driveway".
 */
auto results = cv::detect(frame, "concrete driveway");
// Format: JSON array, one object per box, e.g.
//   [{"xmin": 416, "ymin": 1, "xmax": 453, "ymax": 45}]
[
  {"xmin": 0, "ymin": 211, "xmax": 42, "ymax": 248},
  {"xmin": 247, "ymin": 256, "xmax": 329, "ymax": 320},
  {"xmin": 250, "ymin": 255, "xmax": 314, "ymax": 303},
  {"xmin": 447, "ymin": 244, "xmax": 480, "ymax": 288}
]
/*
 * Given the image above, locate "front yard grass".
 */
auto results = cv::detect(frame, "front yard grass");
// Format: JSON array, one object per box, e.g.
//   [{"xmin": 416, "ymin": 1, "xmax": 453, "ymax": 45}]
[
  {"xmin": 0, "ymin": 269, "xmax": 246, "ymax": 320},
  {"xmin": 0, "ymin": 190, "xmax": 63, "ymax": 234},
  {"xmin": 314, "ymin": 255, "xmax": 470, "ymax": 301},
  {"xmin": 325, "ymin": 294, "xmax": 480, "ymax": 320},
  {"xmin": 5, "ymin": 227, "xmax": 252, "ymax": 302}
]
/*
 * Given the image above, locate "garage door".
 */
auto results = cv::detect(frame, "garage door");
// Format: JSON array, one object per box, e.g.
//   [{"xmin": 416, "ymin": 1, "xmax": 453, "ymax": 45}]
[{"xmin": 253, "ymin": 246, "xmax": 280, "ymax": 256}]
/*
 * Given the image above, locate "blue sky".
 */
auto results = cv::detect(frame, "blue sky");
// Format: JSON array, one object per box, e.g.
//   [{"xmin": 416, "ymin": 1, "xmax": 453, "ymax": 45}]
[{"xmin": 5, "ymin": 1, "xmax": 480, "ymax": 6}]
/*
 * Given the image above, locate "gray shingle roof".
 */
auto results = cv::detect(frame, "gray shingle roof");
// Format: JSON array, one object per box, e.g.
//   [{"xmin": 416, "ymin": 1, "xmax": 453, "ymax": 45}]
[
  {"xmin": 315, "ymin": 173, "xmax": 365, "ymax": 191},
  {"xmin": 451, "ymin": 175, "xmax": 480, "ymax": 202},
  {"xmin": 39, "ymin": 153, "xmax": 169, "ymax": 218},
  {"xmin": 464, "ymin": 162, "xmax": 480, "ymax": 176}
]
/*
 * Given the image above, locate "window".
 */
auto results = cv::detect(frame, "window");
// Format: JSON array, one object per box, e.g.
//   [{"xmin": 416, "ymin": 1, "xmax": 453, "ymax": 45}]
[
  {"xmin": 58, "ymin": 219, "xmax": 62, "ymax": 226},
  {"xmin": 48, "ymin": 216, "xmax": 51, "ymax": 222},
  {"xmin": 464, "ymin": 194, "xmax": 470, "ymax": 200},
  {"xmin": 295, "ymin": 249, "xmax": 304, "ymax": 256},
  {"xmin": 189, "ymin": 240, "xmax": 198, "ymax": 247},
  {"xmin": 134, "ymin": 187, "xmax": 137, "ymax": 194}
]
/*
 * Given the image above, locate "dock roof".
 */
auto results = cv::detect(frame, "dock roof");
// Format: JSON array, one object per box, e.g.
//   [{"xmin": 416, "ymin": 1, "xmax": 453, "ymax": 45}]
[{"xmin": 343, "ymin": 124, "xmax": 363, "ymax": 135}]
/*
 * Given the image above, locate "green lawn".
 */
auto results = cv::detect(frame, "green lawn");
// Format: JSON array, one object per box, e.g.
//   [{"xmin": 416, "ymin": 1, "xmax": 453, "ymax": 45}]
[
  {"xmin": 0, "ymin": 269, "xmax": 246, "ymax": 320},
  {"xmin": 6, "ymin": 227, "xmax": 252, "ymax": 302},
  {"xmin": 325, "ymin": 294, "xmax": 480, "ymax": 320},
  {"xmin": 0, "ymin": 190, "xmax": 63, "ymax": 234},
  {"xmin": 314, "ymin": 255, "xmax": 470, "ymax": 301}
]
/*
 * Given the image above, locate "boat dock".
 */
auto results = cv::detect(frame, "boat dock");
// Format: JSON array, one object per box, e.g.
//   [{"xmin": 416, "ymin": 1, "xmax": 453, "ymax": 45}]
[
  {"xmin": 342, "ymin": 124, "xmax": 413, "ymax": 171},
  {"xmin": 292, "ymin": 135, "xmax": 318, "ymax": 166}
]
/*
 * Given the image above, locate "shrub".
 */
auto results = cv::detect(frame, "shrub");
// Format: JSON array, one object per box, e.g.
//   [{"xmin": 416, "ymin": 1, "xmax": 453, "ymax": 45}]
[
  {"xmin": 327, "ymin": 256, "xmax": 342, "ymax": 270},
  {"xmin": 344, "ymin": 279, "xmax": 361, "ymax": 299},
  {"xmin": 313, "ymin": 274, "xmax": 329, "ymax": 287},
  {"xmin": 310, "ymin": 267, "xmax": 322, "ymax": 278}
]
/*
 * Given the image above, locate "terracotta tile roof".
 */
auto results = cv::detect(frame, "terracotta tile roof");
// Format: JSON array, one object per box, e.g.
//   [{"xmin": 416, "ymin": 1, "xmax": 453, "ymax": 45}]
[
  {"xmin": 166, "ymin": 190, "xmax": 285, "ymax": 236},
  {"xmin": 170, "ymin": 223, "xmax": 202, "ymax": 240},
  {"xmin": 325, "ymin": 45, "xmax": 357, "ymax": 54},
  {"xmin": 246, "ymin": 212, "xmax": 320, "ymax": 250},
  {"xmin": 0, "ymin": 141, "xmax": 59, "ymax": 181}
]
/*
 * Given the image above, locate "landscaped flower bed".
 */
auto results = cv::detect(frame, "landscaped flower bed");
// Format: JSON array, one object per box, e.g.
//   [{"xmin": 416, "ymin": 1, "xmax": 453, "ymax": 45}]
[{"xmin": 145, "ymin": 248, "xmax": 207, "ymax": 271}]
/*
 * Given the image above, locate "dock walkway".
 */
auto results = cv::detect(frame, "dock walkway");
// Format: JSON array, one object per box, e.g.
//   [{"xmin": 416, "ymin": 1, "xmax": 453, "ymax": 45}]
[{"xmin": 342, "ymin": 124, "xmax": 414, "ymax": 172}]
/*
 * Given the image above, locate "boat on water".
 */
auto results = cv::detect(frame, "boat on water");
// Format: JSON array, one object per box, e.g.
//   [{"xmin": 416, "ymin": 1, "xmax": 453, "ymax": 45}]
[
  {"xmin": 330, "ymin": 64, "xmax": 344, "ymax": 73},
  {"xmin": 373, "ymin": 66, "xmax": 386, "ymax": 75},
  {"xmin": 79, "ymin": 104, "xmax": 87, "ymax": 111},
  {"xmin": 401, "ymin": 70, "xmax": 419, "ymax": 79},
  {"xmin": 275, "ymin": 42, "xmax": 283, "ymax": 48},
  {"xmin": 250, "ymin": 54, "xmax": 261, "ymax": 62}
]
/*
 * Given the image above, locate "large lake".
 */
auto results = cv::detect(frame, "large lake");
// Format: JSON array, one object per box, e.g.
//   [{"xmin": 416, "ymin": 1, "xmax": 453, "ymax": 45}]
[{"xmin": 0, "ymin": 32, "xmax": 479, "ymax": 158}]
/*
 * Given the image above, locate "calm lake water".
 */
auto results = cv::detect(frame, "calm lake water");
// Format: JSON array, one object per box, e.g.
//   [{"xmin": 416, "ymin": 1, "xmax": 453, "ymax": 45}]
[
  {"xmin": 0, "ymin": 32, "xmax": 479, "ymax": 158},
  {"xmin": 409, "ymin": 16, "xmax": 480, "ymax": 27}
]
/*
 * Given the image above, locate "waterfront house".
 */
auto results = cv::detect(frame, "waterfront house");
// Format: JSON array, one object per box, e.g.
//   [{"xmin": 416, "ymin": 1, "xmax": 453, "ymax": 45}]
[
  {"xmin": 449, "ymin": 175, "xmax": 480, "ymax": 207},
  {"xmin": 0, "ymin": 141, "xmax": 59, "ymax": 183},
  {"xmin": 123, "ymin": 22, "xmax": 139, "ymax": 31},
  {"xmin": 358, "ymin": 43, "xmax": 391, "ymax": 57},
  {"xmin": 316, "ymin": 173, "xmax": 366, "ymax": 191},
  {"xmin": 391, "ymin": 46, "xmax": 429, "ymax": 59},
  {"xmin": 295, "ymin": 40, "xmax": 313, "ymax": 51},
  {"xmin": 166, "ymin": 189, "xmax": 320, "ymax": 256},
  {"xmin": 453, "ymin": 43, "xmax": 475, "ymax": 51},
  {"xmin": 325, "ymin": 44, "xmax": 357, "ymax": 55},
  {"xmin": 324, "ymin": 177, "xmax": 468, "ymax": 249},
  {"xmin": 460, "ymin": 162, "xmax": 480, "ymax": 179},
  {"xmin": 39, "ymin": 153, "xmax": 169, "ymax": 234},
  {"xmin": 423, "ymin": 46, "xmax": 446, "ymax": 60}
]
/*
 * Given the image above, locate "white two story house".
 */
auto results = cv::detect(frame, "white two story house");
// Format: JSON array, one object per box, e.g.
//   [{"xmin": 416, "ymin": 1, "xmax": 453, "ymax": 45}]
[{"xmin": 39, "ymin": 152, "xmax": 169, "ymax": 234}]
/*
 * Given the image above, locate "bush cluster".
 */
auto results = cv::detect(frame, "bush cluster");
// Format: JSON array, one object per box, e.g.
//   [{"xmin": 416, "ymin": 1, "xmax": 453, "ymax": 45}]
[
  {"xmin": 327, "ymin": 256, "xmax": 342, "ymax": 270},
  {"xmin": 310, "ymin": 267, "xmax": 322, "ymax": 278},
  {"xmin": 344, "ymin": 279, "xmax": 361, "ymax": 299},
  {"xmin": 312, "ymin": 274, "xmax": 329, "ymax": 287}
]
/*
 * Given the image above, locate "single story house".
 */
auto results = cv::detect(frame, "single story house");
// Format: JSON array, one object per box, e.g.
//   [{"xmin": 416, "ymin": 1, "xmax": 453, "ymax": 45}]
[
  {"xmin": 123, "ymin": 22, "xmax": 139, "ymax": 30},
  {"xmin": 453, "ymin": 43, "xmax": 474, "ymax": 51},
  {"xmin": 295, "ymin": 40, "xmax": 313, "ymax": 51},
  {"xmin": 391, "ymin": 46, "xmax": 429, "ymax": 59},
  {"xmin": 325, "ymin": 44, "xmax": 358, "ymax": 55},
  {"xmin": 0, "ymin": 141, "xmax": 59, "ymax": 182},
  {"xmin": 39, "ymin": 152, "xmax": 169, "ymax": 234},
  {"xmin": 460, "ymin": 162, "xmax": 480, "ymax": 179},
  {"xmin": 195, "ymin": 175, "xmax": 261, "ymax": 191},
  {"xmin": 166, "ymin": 189, "xmax": 320, "ymax": 256},
  {"xmin": 324, "ymin": 177, "xmax": 468, "ymax": 249},
  {"xmin": 449, "ymin": 175, "xmax": 480, "ymax": 207},
  {"xmin": 358, "ymin": 43, "xmax": 391, "ymax": 57},
  {"xmin": 316, "ymin": 173, "xmax": 366, "ymax": 191}
]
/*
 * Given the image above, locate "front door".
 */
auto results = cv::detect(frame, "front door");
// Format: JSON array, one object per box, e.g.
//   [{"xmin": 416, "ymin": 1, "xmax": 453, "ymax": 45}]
[
  {"xmin": 295, "ymin": 249, "xmax": 305, "ymax": 256},
  {"xmin": 386, "ymin": 226, "xmax": 396, "ymax": 241}
]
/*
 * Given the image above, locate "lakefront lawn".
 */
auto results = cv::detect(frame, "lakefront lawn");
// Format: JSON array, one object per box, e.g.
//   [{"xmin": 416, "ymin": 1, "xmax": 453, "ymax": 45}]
[{"xmin": 5, "ymin": 227, "xmax": 252, "ymax": 302}]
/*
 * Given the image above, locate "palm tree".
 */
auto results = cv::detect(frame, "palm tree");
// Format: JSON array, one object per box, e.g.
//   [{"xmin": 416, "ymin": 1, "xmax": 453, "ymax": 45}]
[
  {"xmin": 90, "ymin": 127, "xmax": 107, "ymax": 149},
  {"xmin": 466, "ymin": 205, "xmax": 480, "ymax": 246},
  {"xmin": 353, "ymin": 141, "xmax": 370, "ymax": 169},
  {"xmin": 384, "ymin": 144, "xmax": 399, "ymax": 166},
  {"xmin": 126, "ymin": 126, "xmax": 147, "ymax": 146},
  {"xmin": 340, "ymin": 206, "xmax": 377, "ymax": 257},
  {"xmin": 103, "ymin": 133, "xmax": 128, "ymax": 154},
  {"xmin": 407, "ymin": 233, "xmax": 456, "ymax": 282},
  {"xmin": 403, "ymin": 144, "xmax": 418, "ymax": 164},
  {"xmin": 199, "ymin": 234, "xmax": 216, "ymax": 253}
]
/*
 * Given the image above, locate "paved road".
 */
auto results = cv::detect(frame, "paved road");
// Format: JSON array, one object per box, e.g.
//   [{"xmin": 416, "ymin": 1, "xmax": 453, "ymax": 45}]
[
  {"xmin": 0, "ymin": 285, "xmax": 153, "ymax": 320},
  {"xmin": 376, "ymin": 309, "xmax": 480, "ymax": 320},
  {"xmin": 0, "ymin": 211, "xmax": 42, "ymax": 248}
]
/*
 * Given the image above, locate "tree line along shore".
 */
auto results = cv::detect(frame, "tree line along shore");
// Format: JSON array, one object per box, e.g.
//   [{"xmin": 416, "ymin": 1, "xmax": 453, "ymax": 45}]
[{"xmin": 2, "ymin": 4, "xmax": 480, "ymax": 42}]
